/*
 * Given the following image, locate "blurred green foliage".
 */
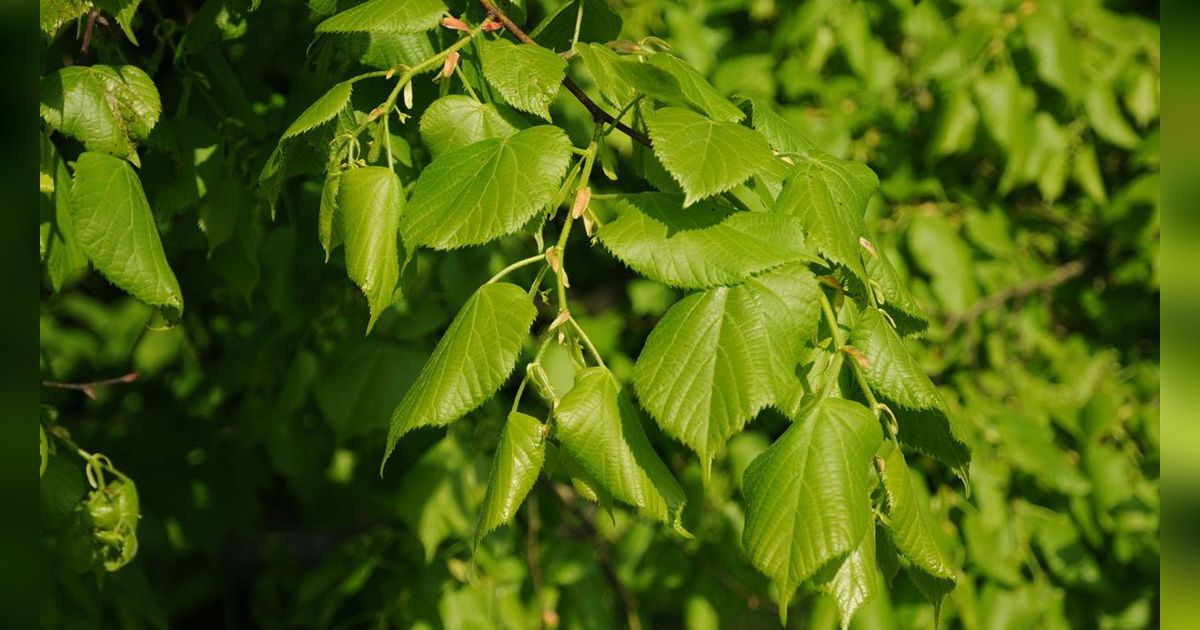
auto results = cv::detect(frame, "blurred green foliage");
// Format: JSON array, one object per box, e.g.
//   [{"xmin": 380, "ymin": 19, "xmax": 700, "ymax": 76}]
[{"xmin": 40, "ymin": 0, "xmax": 1157, "ymax": 627}]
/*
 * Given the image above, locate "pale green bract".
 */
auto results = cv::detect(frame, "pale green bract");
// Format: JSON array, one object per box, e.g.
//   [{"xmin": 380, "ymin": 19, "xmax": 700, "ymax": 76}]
[
  {"xmin": 741, "ymin": 398, "xmax": 883, "ymax": 623},
  {"xmin": 338, "ymin": 166, "xmax": 405, "ymax": 333},
  {"xmin": 316, "ymin": 0, "xmax": 445, "ymax": 33},
  {"xmin": 633, "ymin": 264, "xmax": 821, "ymax": 472},
  {"xmin": 554, "ymin": 367, "xmax": 689, "ymax": 534},
  {"xmin": 849, "ymin": 307, "xmax": 972, "ymax": 482},
  {"xmin": 879, "ymin": 447, "xmax": 957, "ymax": 611},
  {"xmin": 402, "ymin": 126, "xmax": 572, "ymax": 250},
  {"xmin": 419, "ymin": 95, "xmax": 527, "ymax": 159},
  {"xmin": 282, "ymin": 81, "xmax": 353, "ymax": 139},
  {"xmin": 476, "ymin": 412, "xmax": 546, "ymax": 545},
  {"xmin": 382, "ymin": 283, "xmax": 537, "ymax": 470},
  {"xmin": 479, "ymin": 39, "xmax": 566, "ymax": 121},
  {"xmin": 773, "ymin": 150, "xmax": 878, "ymax": 284},
  {"xmin": 645, "ymin": 107, "xmax": 774, "ymax": 206},
  {"xmin": 40, "ymin": 65, "xmax": 161, "ymax": 166},
  {"xmin": 70, "ymin": 152, "xmax": 183, "ymax": 318},
  {"xmin": 597, "ymin": 192, "xmax": 816, "ymax": 289}
]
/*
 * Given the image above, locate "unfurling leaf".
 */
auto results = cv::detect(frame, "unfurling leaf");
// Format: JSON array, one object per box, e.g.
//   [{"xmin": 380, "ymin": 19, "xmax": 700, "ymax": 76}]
[
  {"xmin": 382, "ymin": 283, "xmax": 537, "ymax": 469},
  {"xmin": 476, "ymin": 412, "xmax": 546, "ymax": 544},
  {"xmin": 554, "ymin": 367, "xmax": 689, "ymax": 533},
  {"xmin": 338, "ymin": 166, "xmax": 404, "ymax": 332},
  {"xmin": 634, "ymin": 264, "xmax": 821, "ymax": 471},
  {"xmin": 742, "ymin": 398, "xmax": 883, "ymax": 622},
  {"xmin": 71, "ymin": 152, "xmax": 183, "ymax": 318}
]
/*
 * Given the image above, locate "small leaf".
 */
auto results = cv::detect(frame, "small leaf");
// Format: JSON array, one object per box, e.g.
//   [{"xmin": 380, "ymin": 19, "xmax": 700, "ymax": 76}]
[
  {"xmin": 339, "ymin": 166, "xmax": 405, "ymax": 332},
  {"xmin": 879, "ymin": 448, "xmax": 957, "ymax": 610},
  {"xmin": 555, "ymin": 367, "xmax": 688, "ymax": 532},
  {"xmin": 476, "ymin": 412, "xmax": 546, "ymax": 544},
  {"xmin": 773, "ymin": 150, "xmax": 878, "ymax": 283},
  {"xmin": 71, "ymin": 152, "xmax": 183, "ymax": 318},
  {"xmin": 575, "ymin": 43, "xmax": 636, "ymax": 107},
  {"xmin": 529, "ymin": 0, "xmax": 623, "ymax": 52},
  {"xmin": 316, "ymin": 0, "xmax": 445, "ymax": 33},
  {"xmin": 597, "ymin": 192, "xmax": 815, "ymax": 289},
  {"xmin": 742, "ymin": 398, "xmax": 883, "ymax": 619},
  {"xmin": 634, "ymin": 264, "xmax": 822, "ymax": 469},
  {"xmin": 282, "ymin": 81, "xmax": 353, "ymax": 139},
  {"xmin": 750, "ymin": 100, "xmax": 819, "ymax": 155},
  {"xmin": 648, "ymin": 54, "xmax": 743, "ymax": 122},
  {"xmin": 41, "ymin": 65, "xmax": 161, "ymax": 165},
  {"xmin": 419, "ymin": 95, "xmax": 527, "ymax": 158},
  {"xmin": 646, "ymin": 107, "xmax": 774, "ymax": 206},
  {"xmin": 95, "ymin": 0, "xmax": 144, "ymax": 45},
  {"xmin": 403, "ymin": 126, "xmax": 572, "ymax": 249},
  {"xmin": 906, "ymin": 213, "xmax": 977, "ymax": 316},
  {"xmin": 43, "ymin": 145, "xmax": 87, "ymax": 291},
  {"xmin": 318, "ymin": 170, "xmax": 341, "ymax": 261},
  {"xmin": 863, "ymin": 241, "xmax": 928, "ymax": 335},
  {"xmin": 397, "ymin": 436, "xmax": 473, "ymax": 562},
  {"xmin": 1085, "ymin": 81, "xmax": 1140, "ymax": 149},
  {"xmin": 849, "ymin": 308, "xmax": 972, "ymax": 481},
  {"xmin": 479, "ymin": 39, "xmax": 566, "ymax": 120},
  {"xmin": 382, "ymin": 283, "xmax": 537, "ymax": 469}
]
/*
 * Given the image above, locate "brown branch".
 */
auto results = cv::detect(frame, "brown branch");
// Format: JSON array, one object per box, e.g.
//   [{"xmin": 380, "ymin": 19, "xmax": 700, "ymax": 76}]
[
  {"xmin": 42, "ymin": 372, "xmax": 138, "ymax": 400},
  {"xmin": 477, "ymin": 0, "xmax": 653, "ymax": 147},
  {"xmin": 946, "ymin": 260, "xmax": 1086, "ymax": 334}
]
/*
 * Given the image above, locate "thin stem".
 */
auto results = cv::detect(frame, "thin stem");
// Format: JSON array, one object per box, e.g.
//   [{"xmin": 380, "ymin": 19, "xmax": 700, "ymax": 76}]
[
  {"xmin": 818, "ymin": 292, "xmax": 882, "ymax": 416},
  {"xmin": 454, "ymin": 63, "xmax": 480, "ymax": 101},
  {"xmin": 600, "ymin": 95, "xmax": 643, "ymax": 138},
  {"xmin": 567, "ymin": 318, "xmax": 607, "ymax": 369},
  {"xmin": 487, "ymin": 253, "xmax": 547, "ymax": 284},
  {"xmin": 553, "ymin": 141, "xmax": 597, "ymax": 311},
  {"xmin": 477, "ymin": 0, "xmax": 652, "ymax": 147},
  {"xmin": 42, "ymin": 372, "xmax": 138, "ymax": 400},
  {"xmin": 383, "ymin": 112, "xmax": 394, "ymax": 172}
]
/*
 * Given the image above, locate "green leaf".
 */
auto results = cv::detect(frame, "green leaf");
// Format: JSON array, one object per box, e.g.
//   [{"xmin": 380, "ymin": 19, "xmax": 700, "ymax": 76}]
[
  {"xmin": 315, "ymin": 339, "xmax": 427, "ymax": 439},
  {"xmin": 71, "ymin": 152, "xmax": 184, "ymax": 318},
  {"xmin": 1085, "ymin": 81, "xmax": 1140, "ymax": 149},
  {"xmin": 906, "ymin": 213, "xmax": 977, "ymax": 316},
  {"xmin": 419, "ymin": 95, "xmax": 527, "ymax": 159},
  {"xmin": 479, "ymin": 39, "xmax": 566, "ymax": 120},
  {"xmin": 397, "ymin": 436, "xmax": 473, "ymax": 562},
  {"xmin": 95, "ymin": 0, "xmax": 143, "ymax": 45},
  {"xmin": 476, "ymin": 412, "xmax": 546, "ymax": 544},
  {"xmin": 773, "ymin": 151, "xmax": 878, "ymax": 283},
  {"xmin": 742, "ymin": 398, "xmax": 883, "ymax": 620},
  {"xmin": 382, "ymin": 282, "xmax": 537, "ymax": 468},
  {"xmin": 318, "ymin": 170, "xmax": 341, "ymax": 261},
  {"xmin": 647, "ymin": 54, "xmax": 743, "ymax": 123},
  {"xmin": 40, "ymin": 455, "xmax": 85, "ymax": 531},
  {"xmin": 633, "ymin": 264, "xmax": 822, "ymax": 470},
  {"xmin": 41, "ymin": 0, "xmax": 91, "ymax": 39},
  {"xmin": 339, "ymin": 166, "xmax": 405, "ymax": 332},
  {"xmin": 43, "ymin": 146, "xmax": 87, "ymax": 292},
  {"xmin": 403, "ymin": 126, "xmax": 572, "ymax": 249},
  {"xmin": 282, "ymin": 81, "xmax": 353, "ymax": 139},
  {"xmin": 849, "ymin": 308, "xmax": 971, "ymax": 481},
  {"xmin": 751, "ymin": 100, "xmax": 819, "ymax": 155},
  {"xmin": 816, "ymin": 516, "xmax": 878, "ymax": 630},
  {"xmin": 554, "ymin": 367, "xmax": 688, "ymax": 532},
  {"xmin": 612, "ymin": 59, "xmax": 685, "ymax": 106},
  {"xmin": 575, "ymin": 43, "xmax": 636, "ymax": 107},
  {"xmin": 316, "ymin": 0, "xmax": 445, "ymax": 33},
  {"xmin": 863, "ymin": 243, "xmax": 928, "ymax": 335},
  {"xmin": 646, "ymin": 107, "xmax": 774, "ymax": 206},
  {"xmin": 597, "ymin": 192, "xmax": 815, "ymax": 289},
  {"xmin": 879, "ymin": 448, "xmax": 957, "ymax": 609},
  {"xmin": 41, "ymin": 65, "xmax": 161, "ymax": 165},
  {"xmin": 528, "ymin": 0, "xmax": 623, "ymax": 52}
]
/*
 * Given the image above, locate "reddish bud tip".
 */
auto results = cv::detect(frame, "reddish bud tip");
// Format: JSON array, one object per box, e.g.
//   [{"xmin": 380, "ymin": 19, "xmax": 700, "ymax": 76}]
[
  {"xmin": 482, "ymin": 21, "xmax": 504, "ymax": 32},
  {"xmin": 442, "ymin": 51, "xmax": 460, "ymax": 78},
  {"xmin": 441, "ymin": 16, "xmax": 470, "ymax": 31}
]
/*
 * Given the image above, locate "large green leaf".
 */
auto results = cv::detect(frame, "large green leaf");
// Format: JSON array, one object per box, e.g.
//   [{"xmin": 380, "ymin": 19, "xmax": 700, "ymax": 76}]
[
  {"xmin": 479, "ymin": 39, "xmax": 566, "ymax": 121},
  {"xmin": 633, "ymin": 264, "xmax": 821, "ymax": 470},
  {"xmin": 70, "ymin": 152, "xmax": 183, "ymax": 318},
  {"xmin": 316, "ymin": 0, "xmax": 445, "ymax": 33},
  {"xmin": 646, "ymin": 107, "xmax": 774, "ymax": 206},
  {"xmin": 742, "ymin": 398, "xmax": 883, "ymax": 620},
  {"xmin": 879, "ymin": 448, "xmax": 957, "ymax": 609},
  {"xmin": 554, "ymin": 367, "xmax": 688, "ymax": 532},
  {"xmin": 382, "ymin": 283, "xmax": 537, "ymax": 468},
  {"xmin": 773, "ymin": 151, "xmax": 878, "ymax": 283},
  {"xmin": 596, "ymin": 192, "xmax": 816, "ymax": 289},
  {"xmin": 418, "ymin": 95, "xmax": 527, "ymax": 159},
  {"xmin": 402, "ymin": 126, "xmax": 572, "ymax": 249},
  {"xmin": 339, "ymin": 166, "xmax": 405, "ymax": 333},
  {"xmin": 41, "ymin": 65, "xmax": 161, "ymax": 165},
  {"xmin": 648, "ymin": 54, "xmax": 743, "ymax": 123},
  {"xmin": 849, "ymin": 308, "xmax": 972, "ymax": 481},
  {"xmin": 476, "ymin": 412, "xmax": 546, "ymax": 544},
  {"xmin": 282, "ymin": 81, "xmax": 353, "ymax": 139}
]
